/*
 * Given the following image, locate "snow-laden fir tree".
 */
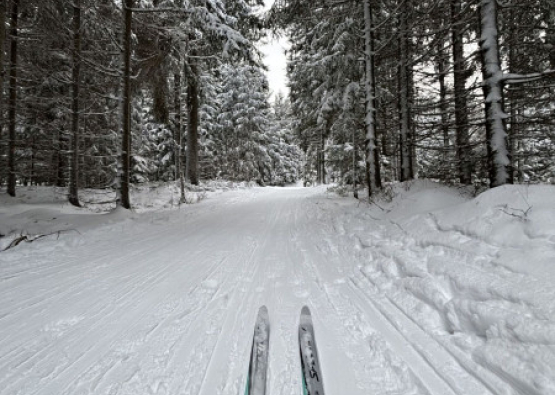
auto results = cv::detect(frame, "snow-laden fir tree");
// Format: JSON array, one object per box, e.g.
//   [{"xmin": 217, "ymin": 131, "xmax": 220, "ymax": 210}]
[
  {"xmin": 217, "ymin": 64, "xmax": 273, "ymax": 183},
  {"xmin": 266, "ymin": 93, "xmax": 303, "ymax": 185}
]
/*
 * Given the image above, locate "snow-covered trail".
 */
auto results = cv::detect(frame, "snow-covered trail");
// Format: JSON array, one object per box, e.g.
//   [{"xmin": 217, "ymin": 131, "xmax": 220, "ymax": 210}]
[{"xmin": 1, "ymin": 185, "xmax": 552, "ymax": 395}]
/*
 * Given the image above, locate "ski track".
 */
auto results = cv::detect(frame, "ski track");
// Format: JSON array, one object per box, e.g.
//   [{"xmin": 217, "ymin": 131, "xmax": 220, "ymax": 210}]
[{"xmin": 0, "ymin": 186, "xmax": 539, "ymax": 395}]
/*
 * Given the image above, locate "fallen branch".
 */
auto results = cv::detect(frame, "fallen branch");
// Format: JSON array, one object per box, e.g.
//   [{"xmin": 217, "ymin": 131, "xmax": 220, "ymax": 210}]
[
  {"xmin": 498, "ymin": 205, "xmax": 532, "ymax": 222},
  {"xmin": 2, "ymin": 229, "xmax": 80, "ymax": 252}
]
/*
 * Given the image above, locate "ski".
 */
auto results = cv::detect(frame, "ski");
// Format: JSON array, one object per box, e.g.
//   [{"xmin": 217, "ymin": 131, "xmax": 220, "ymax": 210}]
[
  {"xmin": 244, "ymin": 306, "xmax": 270, "ymax": 395},
  {"xmin": 299, "ymin": 306, "xmax": 325, "ymax": 395}
]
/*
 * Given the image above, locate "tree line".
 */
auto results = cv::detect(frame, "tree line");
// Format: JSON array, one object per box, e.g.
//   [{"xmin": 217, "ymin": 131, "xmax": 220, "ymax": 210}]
[
  {"xmin": 0, "ymin": 0, "xmax": 302, "ymax": 208},
  {"xmin": 271, "ymin": 0, "xmax": 554, "ymax": 196}
]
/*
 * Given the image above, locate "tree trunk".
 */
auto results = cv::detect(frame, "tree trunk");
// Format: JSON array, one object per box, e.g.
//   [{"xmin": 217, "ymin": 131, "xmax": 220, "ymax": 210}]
[
  {"xmin": 408, "ymin": 68, "xmax": 416, "ymax": 179},
  {"xmin": 316, "ymin": 138, "xmax": 322, "ymax": 184},
  {"xmin": 479, "ymin": 0, "xmax": 511, "ymax": 187},
  {"xmin": 507, "ymin": 6, "xmax": 517, "ymax": 183},
  {"xmin": 69, "ymin": 0, "xmax": 81, "ymax": 207},
  {"xmin": 120, "ymin": 0, "xmax": 133, "ymax": 208},
  {"xmin": 174, "ymin": 70, "xmax": 185, "ymax": 202},
  {"xmin": 352, "ymin": 126, "xmax": 358, "ymax": 199},
  {"xmin": 321, "ymin": 121, "xmax": 327, "ymax": 184},
  {"xmin": 398, "ymin": 1, "xmax": 412, "ymax": 182},
  {"xmin": 364, "ymin": 0, "xmax": 378, "ymax": 197},
  {"xmin": 30, "ymin": 133, "xmax": 35, "ymax": 185},
  {"xmin": 0, "ymin": 0, "xmax": 6, "ymax": 187},
  {"xmin": 57, "ymin": 128, "xmax": 66, "ymax": 187},
  {"xmin": 451, "ymin": 0, "xmax": 472, "ymax": 185},
  {"xmin": 186, "ymin": 62, "xmax": 199, "ymax": 185},
  {"xmin": 547, "ymin": 3, "xmax": 555, "ymax": 69},
  {"xmin": 437, "ymin": 40, "xmax": 450, "ymax": 171},
  {"xmin": 7, "ymin": 0, "xmax": 19, "ymax": 197}
]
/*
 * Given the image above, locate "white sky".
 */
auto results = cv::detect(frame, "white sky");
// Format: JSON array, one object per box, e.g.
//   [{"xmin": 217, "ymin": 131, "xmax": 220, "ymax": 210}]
[{"xmin": 260, "ymin": 0, "xmax": 289, "ymax": 101}]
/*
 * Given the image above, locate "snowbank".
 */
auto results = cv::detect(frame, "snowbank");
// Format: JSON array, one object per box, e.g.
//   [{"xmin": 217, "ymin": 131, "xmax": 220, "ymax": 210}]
[
  {"xmin": 338, "ymin": 181, "xmax": 555, "ymax": 395},
  {"xmin": 0, "ymin": 181, "xmax": 257, "ymax": 251}
]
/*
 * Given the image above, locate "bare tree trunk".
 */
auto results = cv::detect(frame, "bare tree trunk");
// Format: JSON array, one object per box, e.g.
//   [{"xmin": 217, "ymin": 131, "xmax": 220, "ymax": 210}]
[
  {"xmin": 174, "ymin": 72, "xmax": 180, "ymax": 182},
  {"xmin": 451, "ymin": 0, "xmax": 472, "ymax": 185},
  {"xmin": 373, "ymin": 46, "xmax": 382, "ymax": 189},
  {"xmin": 321, "ymin": 121, "xmax": 327, "ymax": 184},
  {"xmin": 316, "ymin": 134, "xmax": 322, "ymax": 184},
  {"xmin": 408, "ymin": 68, "xmax": 416, "ymax": 179},
  {"xmin": 174, "ymin": 70, "xmax": 185, "ymax": 202},
  {"xmin": 186, "ymin": 61, "xmax": 199, "ymax": 185},
  {"xmin": 437, "ymin": 40, "xmax": 450, "ymax": 172},
  {"xmin": 516, "ymin": 106, "xmax": 522, "ymax": 182},
  {"xmin": 120, "ymin": 0, "xmax": 133, "ymax": 208},
  {"xmin": 508, "ymin": 91, "xmax": 517, "ymax": 181},
  {"xmin": 547, "ymin": 3, "xmax": 555, "ymax": 69},
  {"xmin": 57, "ymin": 128, "xmax": 66, "ymax": 187},
  {"xmin": 7, "ymin": 0, "xmax": 19, "ymax": 197},
  {"xmin": 364, "ymin": 0, "xmax": 378, "ymax": 197},
  {"xmin": 0, "ymin": 0, "xmax": 6, "ymax": 187},
  {"xmin": 352, "ymin": 126, "xmax": 358, "ymax": 199},
  {"xmin": 479, "ymin": 0, "xmax": 511, "ymax": 187},
  {"xmin": 30, "ymin": 134, "xmax": 35, "ymax": 185},
  {"xmin": 69, "ymin": 0, "xmax": 81, "ymax": 207},
  {"xmin": 398, "ymin": 0, "xmax": 411, "ymax": 182}
]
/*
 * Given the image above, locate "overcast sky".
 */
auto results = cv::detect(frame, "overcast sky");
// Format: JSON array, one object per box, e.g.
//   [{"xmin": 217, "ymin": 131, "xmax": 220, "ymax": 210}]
[{"xmin": 260, "ymin": 0, "xmax": 289, "ymax": 101}]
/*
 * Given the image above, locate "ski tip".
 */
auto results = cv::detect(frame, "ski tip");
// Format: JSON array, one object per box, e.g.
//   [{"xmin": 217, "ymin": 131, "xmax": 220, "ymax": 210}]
[
  {"xmin": 258, "ymin": 305, "xmax": 268, "ymax": 313},
  {"xmin": 301, "ymin": 305, "xmax": 311, "ymax": 316},
  {"xmin": 257, "ymin": 305, "xmax": 269, "ymax": 318}
]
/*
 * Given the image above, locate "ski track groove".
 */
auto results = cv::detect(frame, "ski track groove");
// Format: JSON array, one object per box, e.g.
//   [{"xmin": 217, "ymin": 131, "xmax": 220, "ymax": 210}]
[
  {"xmin": 81, "ymin": 208, "xmax": 262, "ymax": 395},
  {"xmin": 375, "ymin": 227, "xmax": 535, "ymax": 395},
  {"xmin": 1, "ymin": 198, "xmax": 257, "ymax": 395},
  {"xmin": 197, "ymin": 193, "xmax": 290, "ymax": 395},
  {"xmin": 352, "ymin": 271, "xmax": 514, "ymax": 395},
  {"xmin": 346, "ymin": 277, "xmax": 466, "ymax": 395},
  {"xmin": 295, "ymin": 196, "xmax": 438, "ymax": 394},
  {"xmin": 5, "ymin": 249, "xmax": 226, "ymax": 395},
  {"xmin": 329, "ymin": 197, "xmax": 527, "ymax": 395},
  {"xmin": 0, "ymin": 187, "xmax": 531, "ymax": 395},
  {"xmin": 302, "ymin": 193, "xmax": 507, "ymax": 395}
]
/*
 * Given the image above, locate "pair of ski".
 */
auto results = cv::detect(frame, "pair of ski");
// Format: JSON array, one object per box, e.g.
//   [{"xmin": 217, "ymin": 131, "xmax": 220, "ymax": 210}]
[{"xmin": 244, "ymin": 306, "xmax": 324, "ymax": 395}]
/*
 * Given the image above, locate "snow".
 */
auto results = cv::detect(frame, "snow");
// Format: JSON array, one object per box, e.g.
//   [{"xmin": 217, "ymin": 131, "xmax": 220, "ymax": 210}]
[{"xmin": 1, "ymin": 181, "xmax": 554, "ymax": 395}]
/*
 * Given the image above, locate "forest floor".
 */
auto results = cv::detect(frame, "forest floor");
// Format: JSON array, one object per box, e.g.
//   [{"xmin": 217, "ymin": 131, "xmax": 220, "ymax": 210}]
[{"xmin": 1, "ymin": 181, "xmax": 554, "ymax": 395}]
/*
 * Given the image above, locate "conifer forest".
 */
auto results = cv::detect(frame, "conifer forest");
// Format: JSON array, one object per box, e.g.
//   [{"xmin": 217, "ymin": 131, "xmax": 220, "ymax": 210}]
[
  {"xmin": 0, "ymin": 0, "xmax": 553, "ymax": 206},
  {"xmin": 1, "ymin": 2, "xmax": 555, "ymax": 395}
]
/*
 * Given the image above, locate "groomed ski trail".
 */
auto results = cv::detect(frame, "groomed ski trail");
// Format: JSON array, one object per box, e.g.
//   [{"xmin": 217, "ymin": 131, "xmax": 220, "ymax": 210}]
[{"xmin": 0, "ymin": 186, "xmax": 529, "ymax": 395}]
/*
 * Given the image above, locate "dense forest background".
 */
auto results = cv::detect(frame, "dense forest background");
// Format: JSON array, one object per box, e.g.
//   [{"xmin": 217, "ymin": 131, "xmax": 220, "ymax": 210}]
[
  {"xmin": 273, "ymin": 0, "xmax": 554, "ymax": 195},
  {"xmin": 0, "ymin": 0, "xmax": 553, "ymax": 208}
]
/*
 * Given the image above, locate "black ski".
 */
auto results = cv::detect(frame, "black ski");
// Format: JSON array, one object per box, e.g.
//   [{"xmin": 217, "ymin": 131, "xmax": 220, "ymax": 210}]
[
  {"xmin": 244, "ymin": 306, "xmax": 270, "ymax": 395},
  {"xmin": 299, "ymin": 306, "xmax": 325, "ymax": 395}
]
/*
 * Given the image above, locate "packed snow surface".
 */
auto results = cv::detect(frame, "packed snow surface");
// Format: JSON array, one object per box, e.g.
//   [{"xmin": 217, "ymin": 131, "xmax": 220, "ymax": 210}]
[{"xmin": 1, "ymin": 181, "xmax": 554, "ymax": 395}]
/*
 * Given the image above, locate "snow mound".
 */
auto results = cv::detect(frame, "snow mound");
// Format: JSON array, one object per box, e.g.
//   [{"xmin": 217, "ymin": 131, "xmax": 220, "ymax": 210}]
[
  {"xmin": 373, "ymin": 180, "xmax": 469, "ymax": 219},
  {"xmin": 334, "ymin": 181, "xmax": 555, "ymax": 394},
  {"xmin": 0, "ymin": 181, "xmax": 257, "ymax": 251},
  {"xmin": 431, "ymin": 184, "xmax": 555, "ymax": 278}
]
